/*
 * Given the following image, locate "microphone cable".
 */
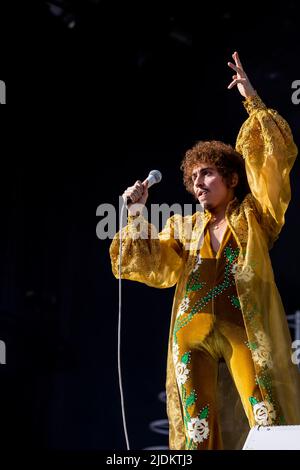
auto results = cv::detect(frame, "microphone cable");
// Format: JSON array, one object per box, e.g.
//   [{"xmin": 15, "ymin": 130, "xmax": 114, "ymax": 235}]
[
  {"xmin": 118, "ymin": 197, "xmax": 130, "ymax": 450},
  {"xmin": 116, "ymin": 172, "xmax": 162, "ymax": 450}
]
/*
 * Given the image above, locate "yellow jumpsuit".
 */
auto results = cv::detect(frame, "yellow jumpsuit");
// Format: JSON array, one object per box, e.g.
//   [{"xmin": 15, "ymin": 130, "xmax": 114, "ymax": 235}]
[{"xmin": 174, "ymin": 225, "xmax": 264, "ymax": 449}]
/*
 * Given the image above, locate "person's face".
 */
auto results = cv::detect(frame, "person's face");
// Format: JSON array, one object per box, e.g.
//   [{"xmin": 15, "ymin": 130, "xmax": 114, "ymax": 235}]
[{"xmin": 192, "ymin": 162, "xmax": 237, "ymax": 211}]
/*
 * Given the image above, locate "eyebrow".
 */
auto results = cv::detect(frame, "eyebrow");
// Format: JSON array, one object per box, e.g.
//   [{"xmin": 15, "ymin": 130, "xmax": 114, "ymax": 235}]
[{"xmin": 192, "ymin": 167, "xmax": 215, "ymax": 176}]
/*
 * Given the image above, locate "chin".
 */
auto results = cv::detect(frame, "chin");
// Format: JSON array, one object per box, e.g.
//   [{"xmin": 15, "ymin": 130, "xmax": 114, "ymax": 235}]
[{"xmin": 199, "ymin": 200, "xmax": 213, "ymax": 211}]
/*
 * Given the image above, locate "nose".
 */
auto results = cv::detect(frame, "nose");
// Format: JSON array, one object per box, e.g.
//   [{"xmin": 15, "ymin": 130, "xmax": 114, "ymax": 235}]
[{"xmin": 194, "ymin": 172, "xmax": 203, "ymax": 187}]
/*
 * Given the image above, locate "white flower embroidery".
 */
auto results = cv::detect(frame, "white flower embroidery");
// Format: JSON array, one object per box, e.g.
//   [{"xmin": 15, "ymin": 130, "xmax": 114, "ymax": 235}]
[
  {"xmin": 252, "ymin": 331, "xmax": 273, "ymax": 368},
  {"xmin": 231, "ymin": 263, "xmax": 240, "ymax": 275},
  {"xmin": 177, "ymin": 297, "xmax": 190, "ymax": 317},
  {"xmin": 253, "ymin": 401, "xmax": 276, "ymax": 426},
  {"xmin": 187, "ymin": 417, "xmax": 209, "ymax": 443},
  {"xmin": 192, "ymin": 254, "xmax": 203, "ymax": 272},
  {"xmin": 175, "ymin": 362, "xmax": 190, "ymax": 385},
  {"xmin": 231, "ymin": 263, "xmax": 254, "ymax": 282},
  {"xmin": 252, "ymin": 347, "xmax": 273, "ymax": 368},
  {"xmin": 173, "ymin": 342, "xmax": 179, "ymax": 365},
  {"xmin": 255, "ymin": 331, "xmax": 271, "ymax": 350}
]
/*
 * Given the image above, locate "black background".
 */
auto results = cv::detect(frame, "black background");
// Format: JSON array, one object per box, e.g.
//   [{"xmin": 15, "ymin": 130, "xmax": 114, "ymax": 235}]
[{"xmin": 0, "ymin": 0, "xmax": 300, "ymax": 452}]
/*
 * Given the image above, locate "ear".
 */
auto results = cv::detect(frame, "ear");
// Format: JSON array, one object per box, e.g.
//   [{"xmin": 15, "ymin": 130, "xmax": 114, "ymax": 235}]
[{"xmin": 230, "ymin": 172, "xmax": 239, "ymax": 188}]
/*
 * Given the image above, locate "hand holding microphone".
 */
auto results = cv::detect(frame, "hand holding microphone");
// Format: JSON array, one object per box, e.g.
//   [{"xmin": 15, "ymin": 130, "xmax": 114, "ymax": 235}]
[{"xmin": 122, "ymin": 170, "xmax": 162, "ymax": 215}]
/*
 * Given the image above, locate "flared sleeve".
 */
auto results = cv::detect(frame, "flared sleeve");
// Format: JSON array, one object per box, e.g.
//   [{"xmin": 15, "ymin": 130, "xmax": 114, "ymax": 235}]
[
  {"xmin": 236, "ymin": 94, "xmax": 298, "ymax": 244},
  {"xmin": 109, "ymin": 214, "xmax": 184, "ymax": 288}
]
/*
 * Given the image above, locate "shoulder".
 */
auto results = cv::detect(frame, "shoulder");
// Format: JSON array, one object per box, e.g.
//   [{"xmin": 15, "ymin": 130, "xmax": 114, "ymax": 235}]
[
  {"xmin": 230, "ymin": 193, "xmax": 262, "ymax": 221},
  {"xmin": 160, "ymin": 211, "xmax": 206, "ymax": 245}
]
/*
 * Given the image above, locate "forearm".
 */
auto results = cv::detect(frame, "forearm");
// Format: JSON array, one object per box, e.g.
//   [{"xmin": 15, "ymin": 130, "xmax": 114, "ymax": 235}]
[
  {"xmin": 109, "ymin": 215, "xmax": 183, "ymax": 288},
  {"xmin": 236, "ymin": 94, "xmax": 297, "ymax": 233}
]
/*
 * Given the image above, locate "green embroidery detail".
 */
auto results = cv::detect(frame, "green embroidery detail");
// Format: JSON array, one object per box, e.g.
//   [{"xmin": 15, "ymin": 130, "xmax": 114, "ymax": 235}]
[
  {"xmin": 181, "ymin": 385, "xmax": 192, "ymax": 421},
  {"xmin": 179, "ymin": 356, "xmax": 210, "ymax": 447},
  {"xmin": 225, "ymin": 246, "xmax": 239, "ymax": 263},
  {"xmin": 279, "ymin": 415, "xmax": 286, "ymax": 425},
  {"xmin": 247, "ymin": 341, "xmax": 258, "ymax": 351},
  {"xmin": 182, "ymin": 385, "xmax": 195, "ymax": 423},
  {"xmin": 186, "ymin": 390, "xmax": 197, "ymax": 408},
  {"xmin": 230, "ymin": 295, "xmax": 241, "ymax": 309},
  {"xmin": 243, "ymin": 301, "xmax": 259, "ymax": 322},
  {"xmin": 185, "ymin": 409, "xmax": 191, "ymax": 422},
  {"xmin": 188, "ymin": 282, "xmax": 205, "ymax": 292},
  {"xmin": 255, "ymin": 372, "xmax": 274, "ymax": 398},
  {"xmin": 175, "ymin": 243, "xmax": 240, "ymax": 338},
  {"xmin": 199, "ymin": 406, "xmax": 209, "ymax": 419},
  {"xmin": 187, "ymin": 438, "xmax": 197, "ymax": 450},
  {"xmin": 176, "ymin": 268, "xmax": 233, "ymax": 334},
  {"xmin": 183, "ymin": 416, "xmax": 188, "ymax": 428},
  {"xmin": 181, "ymin": 351, "xmax": 191, "ymax": 365},
  {"xmin": 249, "ymin": 396, "xmax": 259, "ymax": 406},
  {"xmin": 186, "ymin": 268, "xmax": 205, "ymax": 294}
]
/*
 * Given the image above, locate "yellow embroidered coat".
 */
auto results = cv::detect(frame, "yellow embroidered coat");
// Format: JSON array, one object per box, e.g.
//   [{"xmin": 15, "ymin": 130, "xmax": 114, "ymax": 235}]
[{"xmin": 110, "ymin": 95, "xmax": 300, "ymax": 449}]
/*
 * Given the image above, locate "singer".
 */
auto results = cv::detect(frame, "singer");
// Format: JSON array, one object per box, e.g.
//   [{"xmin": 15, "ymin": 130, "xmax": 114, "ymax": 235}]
[{"xmin": 109, "ymin": 52, "xmax": 300, "ymax": 449}]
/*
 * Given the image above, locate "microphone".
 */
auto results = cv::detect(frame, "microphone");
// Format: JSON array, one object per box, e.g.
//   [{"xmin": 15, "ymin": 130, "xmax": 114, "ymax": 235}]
[
  {"xmin": 145, "ymin": 169, "xmax": 162, "ymax": 188},
  {"xmin": 125, "ymin": 169, "xmax": 162, "ymax": 205}
]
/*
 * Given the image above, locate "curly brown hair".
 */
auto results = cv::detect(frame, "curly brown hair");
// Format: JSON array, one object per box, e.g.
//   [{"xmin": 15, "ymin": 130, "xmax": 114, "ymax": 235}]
[{"xmin": 180, "ymin": 140, "xmax": 250, "ymax": 201}]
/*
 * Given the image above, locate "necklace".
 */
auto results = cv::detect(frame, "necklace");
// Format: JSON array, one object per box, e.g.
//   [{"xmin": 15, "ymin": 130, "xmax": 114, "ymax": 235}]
[{"xmin": 210, "ymin": 218, "xmax": 226, "ymax": 230}]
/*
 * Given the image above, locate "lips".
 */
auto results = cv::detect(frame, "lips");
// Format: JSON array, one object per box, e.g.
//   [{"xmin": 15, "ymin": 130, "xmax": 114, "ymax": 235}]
[{"xmin": 198, "ymin": 189, "xmax": 208, "ymax": 197}]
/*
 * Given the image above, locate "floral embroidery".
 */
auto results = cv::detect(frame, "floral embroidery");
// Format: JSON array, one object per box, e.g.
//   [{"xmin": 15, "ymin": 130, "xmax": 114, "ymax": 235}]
[
  {"xmin": 192, "ymin": 253, "xmax": 203, "ymax": 272},
  {"xmin": 175, "ymin": 351, "xmax": 191, "ymax": 385},
  {"xmin": 231, "ymin": 263, "xmax": 254, "ymax": 282},
  {"xmin": 248, "ymin": 330, "xmax": 273, "ymax": 369},
  {"xmin": 249, "ymin": 397, "xmax": 277, "ymax": 425},
  {"xmin": 252, "ymin": 348, "xmax": 273, "ymax": 368},
  {"xmin": 177, "ymin": 297, "xmax": 190, "ymax": 317},
  {"xmin": 176, "ymin": 351, "xmax": 211, "ymax": 448},
  {"xmin": 176, "ymin": 362, "xmax": 190, "ymax": 385},
  {"xmin": 255, "ymin": 331, "xmax": 271, "ymax": 348},
  {"xmin": 255, "ymin": 372, "xmax": 276, "ymax": 405},
  {"xmin": 187, "ymin": 417, "xmax": 209, "ymax": 443},
  {"xmin": 172, "ymin": 342, "xmax": 179, "ymax": 365}
]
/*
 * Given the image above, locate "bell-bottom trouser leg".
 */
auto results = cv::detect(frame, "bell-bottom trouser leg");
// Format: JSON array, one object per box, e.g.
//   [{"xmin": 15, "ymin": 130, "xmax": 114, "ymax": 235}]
[{"xmin": 175, "ymin": 317, "xmax": 262, "ymax": 450}]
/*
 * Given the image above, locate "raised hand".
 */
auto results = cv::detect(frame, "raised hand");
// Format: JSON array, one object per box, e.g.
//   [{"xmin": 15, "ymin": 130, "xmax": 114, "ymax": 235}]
[{"xmin": 227, "ymin": 51, "xmax": 256, "ymax": 99}]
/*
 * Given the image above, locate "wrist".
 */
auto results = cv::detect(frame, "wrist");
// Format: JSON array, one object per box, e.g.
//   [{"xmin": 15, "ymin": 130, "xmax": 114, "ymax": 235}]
[
  {"xmin": 243, "ymin": 93, "xmax": 267, "ymax": 115},
  {"xmin": 244, "ymin": 88, "xmax": 257, "ymax": 99}
]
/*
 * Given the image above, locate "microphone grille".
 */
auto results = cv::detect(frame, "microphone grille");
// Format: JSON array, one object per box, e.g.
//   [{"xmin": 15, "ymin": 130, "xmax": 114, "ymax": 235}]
[{"xmin": 149, "ymin": 169, "xmax": 162, "ymax": 184}]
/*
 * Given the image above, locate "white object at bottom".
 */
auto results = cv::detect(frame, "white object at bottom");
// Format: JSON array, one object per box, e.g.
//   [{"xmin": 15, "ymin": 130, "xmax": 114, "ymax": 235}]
[{"xmin": 243, "ymin": 425, "xmax": 300, "ymax": 450}]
